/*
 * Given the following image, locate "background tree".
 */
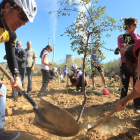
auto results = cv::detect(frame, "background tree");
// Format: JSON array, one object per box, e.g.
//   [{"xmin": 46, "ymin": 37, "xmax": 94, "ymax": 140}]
[
  {"xmin": 50, "ymin": 0, "xmax": 123, "ymax": 122},
  {"xmin": 50, "ymin": 0, "xmax": 122, "ymax": 86}
]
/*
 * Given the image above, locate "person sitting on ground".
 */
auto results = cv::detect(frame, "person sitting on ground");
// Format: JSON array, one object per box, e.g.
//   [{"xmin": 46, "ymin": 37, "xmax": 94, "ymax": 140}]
[
  {"xmin": 57, "ymin": 67, "xmax": 63, "ymax": 79},
  {"xmin": 49, "ymin": 67, "xmax": 56, "ymax": 81},
  {"xmin": 88, "ymin": 40, "xmax": 107, "ymax": 90},
  {"xmin": 67, "ymin": 63, "xmax": 87, "ymax": 92}
]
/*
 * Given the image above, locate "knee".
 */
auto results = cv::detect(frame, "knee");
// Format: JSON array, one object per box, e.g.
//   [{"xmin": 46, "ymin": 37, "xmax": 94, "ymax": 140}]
[{"xmin": 0, "ymin": 84, "xmax": 7, "ymax": 96}]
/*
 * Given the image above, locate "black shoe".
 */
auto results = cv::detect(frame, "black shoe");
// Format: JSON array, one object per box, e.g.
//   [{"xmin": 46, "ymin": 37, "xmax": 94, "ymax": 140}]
[
  {"xmin": 0, "ymin": 128, "xmax": 20, "ymax": 140},
  {"xmin": 12, "ymin": 93, "xmax": 17, "ymax": 101},
  {"xmin": 118, "ymin": 88, "xmax": 121, "ymax": 91},
  {"xmin": 27, "ymin": 91, "xmax": 31, "ymax": 95},
  {"xmin": 18, "ymin": 92, "xmax": 23, "ymax": 97}
]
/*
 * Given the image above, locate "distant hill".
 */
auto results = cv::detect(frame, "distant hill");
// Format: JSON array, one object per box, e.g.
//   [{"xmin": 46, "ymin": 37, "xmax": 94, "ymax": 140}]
[
  {"xmin": 0, "ymin": 62, "xmax": 41, "ymax": 66},
  {"xmin": 0, "ymin": 62, "xmax": 7, "ymax": 66}
]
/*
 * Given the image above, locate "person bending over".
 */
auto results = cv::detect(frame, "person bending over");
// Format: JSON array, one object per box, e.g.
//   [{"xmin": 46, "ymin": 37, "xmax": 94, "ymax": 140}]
[{"xmin": 67, "ymin": 64, "xmax": 87, "ymax": 92}]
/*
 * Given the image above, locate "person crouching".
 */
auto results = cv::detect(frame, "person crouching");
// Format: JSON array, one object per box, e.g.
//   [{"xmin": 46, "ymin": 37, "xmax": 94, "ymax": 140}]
[{"xmin": 67, "ymin": 64, "xmax": 87, "ymax": 92}]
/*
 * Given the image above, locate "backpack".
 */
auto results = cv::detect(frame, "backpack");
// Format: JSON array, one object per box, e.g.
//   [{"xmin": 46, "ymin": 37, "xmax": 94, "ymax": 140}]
[{"xmin": 123, "ymin": 34, "xmax": 135, "ymax": 45}]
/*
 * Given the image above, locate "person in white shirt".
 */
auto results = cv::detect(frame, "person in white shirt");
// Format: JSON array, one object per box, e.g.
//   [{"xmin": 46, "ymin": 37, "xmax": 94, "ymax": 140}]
[
  {"xmin": 38, "ymin": 45, "xmax": 53, "ymax": 96},
  {"xmin": 67, "ymin": 64, "xmax": 87, "ymax": 92}
]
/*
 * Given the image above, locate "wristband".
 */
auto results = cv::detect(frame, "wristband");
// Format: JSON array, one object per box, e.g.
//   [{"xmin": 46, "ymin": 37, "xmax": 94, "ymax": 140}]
[{"xmin": 136, "ymin": 76, "xmax": 140, "ymax": 80}]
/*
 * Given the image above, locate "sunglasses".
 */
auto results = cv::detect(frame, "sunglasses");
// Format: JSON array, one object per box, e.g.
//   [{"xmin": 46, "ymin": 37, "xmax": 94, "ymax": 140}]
[
  {"xmin": 11, "ymin": 7, "xmax": 29, "ymax": 23},
  {"xmin": 134, "ymin": 23, "xmax": 137, "ymax": 26}
]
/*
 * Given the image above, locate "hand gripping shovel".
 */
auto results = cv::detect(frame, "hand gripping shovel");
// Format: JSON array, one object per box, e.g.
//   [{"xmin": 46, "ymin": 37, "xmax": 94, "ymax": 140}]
[
  {"xmin": 0, "ymin": 64, "xmax": 79, "ymax": 137},
  {"xmin": 87, "ymin": 89, "xmax": 137, "ymax": 132}
]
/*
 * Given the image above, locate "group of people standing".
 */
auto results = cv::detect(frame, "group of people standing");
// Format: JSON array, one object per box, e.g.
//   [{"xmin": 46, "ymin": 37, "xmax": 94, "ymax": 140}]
[{"xmin": 4, "ymin": 40, "xmax": 37, "ymax": 99}]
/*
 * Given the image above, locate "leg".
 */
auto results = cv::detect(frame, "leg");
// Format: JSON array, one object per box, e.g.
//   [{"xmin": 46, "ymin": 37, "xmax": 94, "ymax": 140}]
[
  {"xmin": 18, "ymin": 72, "xmax": 25, "ymax": 96},
  {"xmin": 0, "ymin": 85, "xmax": 20, "ymax": 139},
  {"xmin": 39, "ymin": 69, "xmax": 49, "ymax": 96},
  {"xmin": 97, "ymin": 65, "xmax": 107, "ymax": 87},
  {"xmin": 133, "ymin": 74, "xmax": 140, "ymax": 110},
  {"xmin": 130, "ymin": 76, "xmax": 134, "ymax": 90},
  {"xmin": 120, "ymin": 63, "xmax": 131, "ymax": 98},
  {"xmin": 21, "ymin": 73, "xmax": 25, "ymax": 89},
  {"xmin": 0, "ymin": 84, "xmax": 21, "ymax": 140},
  {"xmin": 26, "ymin": 67, "xmax": 33, "ymax": 93},
  {"xmin": 91, "ymin": 64, "xmax": 96, "ymax": 89},
  {"xmin": 0, "ymin": 84, "xmax": 6, "ymax": 129},
  {"xmin": 99, "ymin": 72, "xmax": 106, "ymax": 87},
  {"xmin": 91, "ymin": 76, "xmax": 96, "ymax": 87}
]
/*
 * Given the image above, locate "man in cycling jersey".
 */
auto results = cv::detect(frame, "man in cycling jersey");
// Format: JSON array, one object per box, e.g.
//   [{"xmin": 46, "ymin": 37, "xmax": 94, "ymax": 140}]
[{"xmin": 0, "ymin": 0, "xmax": 37, "ymax": 139}]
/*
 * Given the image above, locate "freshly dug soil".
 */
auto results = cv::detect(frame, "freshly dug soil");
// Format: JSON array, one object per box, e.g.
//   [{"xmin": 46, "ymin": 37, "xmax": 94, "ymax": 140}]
[{"xmin": 4, "ymin": 76, "xmax": 140, "ymax": 140}]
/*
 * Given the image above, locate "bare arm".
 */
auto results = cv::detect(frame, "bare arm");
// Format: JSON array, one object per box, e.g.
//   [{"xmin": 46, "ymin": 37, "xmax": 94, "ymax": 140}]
[
  {"xmin": 42, "ymin": 55, "xmax": 53, "ymax": 66},
  {"xmin": 31, "ymin": 57, "xmax": 36, "ymax": 71}
]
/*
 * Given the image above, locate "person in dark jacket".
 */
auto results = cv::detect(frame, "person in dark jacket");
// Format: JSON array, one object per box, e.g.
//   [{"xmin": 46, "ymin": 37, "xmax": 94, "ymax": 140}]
[
  {"xmin": 118, "ymin": 17, "xmax": 140, "ymax": 113},
  {"xmin": 13, "ymin": 40, "xmax": 27, "ymax": 97}
]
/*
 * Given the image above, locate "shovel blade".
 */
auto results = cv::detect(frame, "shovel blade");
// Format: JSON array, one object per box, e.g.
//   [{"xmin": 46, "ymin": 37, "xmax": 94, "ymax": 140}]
[{"xmin": 34, "ymin": 98, "xmax": 79, "ymax": 137}]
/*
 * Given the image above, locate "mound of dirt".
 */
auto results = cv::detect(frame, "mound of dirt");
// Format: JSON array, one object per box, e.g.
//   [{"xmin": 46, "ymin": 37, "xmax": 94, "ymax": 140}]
[{"xmin": 4, "ymin": 76, "xmax": 140, "ymax": 140}]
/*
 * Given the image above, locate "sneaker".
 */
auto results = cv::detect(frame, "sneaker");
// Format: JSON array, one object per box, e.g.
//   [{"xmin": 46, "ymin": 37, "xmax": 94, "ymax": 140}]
[
  {"xmin": 27, "ymin": 91, "xmax": 31, "ymax": 95},
  {"xmin": 76, "ymin": 87, "xmax": 80, "ymax": 91},
  {"xmin": 38, "ymin": 91, "xmax": 48, "ymax": 97},
  {"xmin": 135, "ymin": 108, "xmax": 140, "ymax": 114},
  {"xmin": 0, "ymin": 128, "xmax": 20, "ymax": 140},
  {"xmin": 92, "ymin": 86, "xmax": 96, "ymax": 90},
  {"xmin": 12, "ymin": 93, "xmax": 17, "ymax": 101},
  {"xmin": 73, "ymin": 90, "xmax": 78, "ymax": 93}
]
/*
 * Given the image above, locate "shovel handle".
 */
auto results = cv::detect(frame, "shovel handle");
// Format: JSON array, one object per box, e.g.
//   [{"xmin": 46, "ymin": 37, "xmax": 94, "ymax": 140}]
[
  {"xmin": 0, "ymin": 64, "xmax": 38, "ymax": 109},
  {"xmin": 88, "ymin": 108, "xmax": 117, "ymax": 132},
  {"xmin": 88, "ymin": 89, "xmax": 137, "ymax": 132}
]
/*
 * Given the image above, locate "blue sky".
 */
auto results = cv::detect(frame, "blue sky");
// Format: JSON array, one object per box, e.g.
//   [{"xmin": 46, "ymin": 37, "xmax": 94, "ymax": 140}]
[{"xmin": 1, "ymin": 0, "xmax": 140, "ymax": 65}]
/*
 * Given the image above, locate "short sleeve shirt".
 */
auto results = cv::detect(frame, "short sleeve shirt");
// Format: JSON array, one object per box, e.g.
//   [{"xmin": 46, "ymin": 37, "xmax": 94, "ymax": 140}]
[
  {"xmin": 25, "ymin": 48, "xmax": 36, "ymax": 67},
  {"xmin": 41, "ymin": 50, "xmax": 49, "ymax": 70},
  {"xmin": 72, "ymin": 70, "xmax": 82, "ymax": 78}
]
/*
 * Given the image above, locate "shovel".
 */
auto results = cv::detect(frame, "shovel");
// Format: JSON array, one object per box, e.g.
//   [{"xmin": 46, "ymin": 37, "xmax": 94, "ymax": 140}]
[
  {"xmin": 0, "ymin": 64, "xmax": 79, "ymax": 137},
  {"xmin": 87, "ymin": 89, "xmax": 137, "ymax": 132}
]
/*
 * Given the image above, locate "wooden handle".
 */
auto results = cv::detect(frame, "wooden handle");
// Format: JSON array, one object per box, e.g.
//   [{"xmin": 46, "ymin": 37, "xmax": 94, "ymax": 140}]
[
  {"xmin": 0, "ymin": 64, "xmax": 38, "ymax": 109},
  {"xmin": 88, "ymin": 89, "xmax": 137, "ymax": 132}
]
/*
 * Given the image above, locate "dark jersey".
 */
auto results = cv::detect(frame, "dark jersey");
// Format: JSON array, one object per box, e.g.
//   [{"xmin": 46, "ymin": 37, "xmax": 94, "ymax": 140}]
[{"xmin": 0, "ymin": 19, "xmax": 19, "ymax": 76}]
